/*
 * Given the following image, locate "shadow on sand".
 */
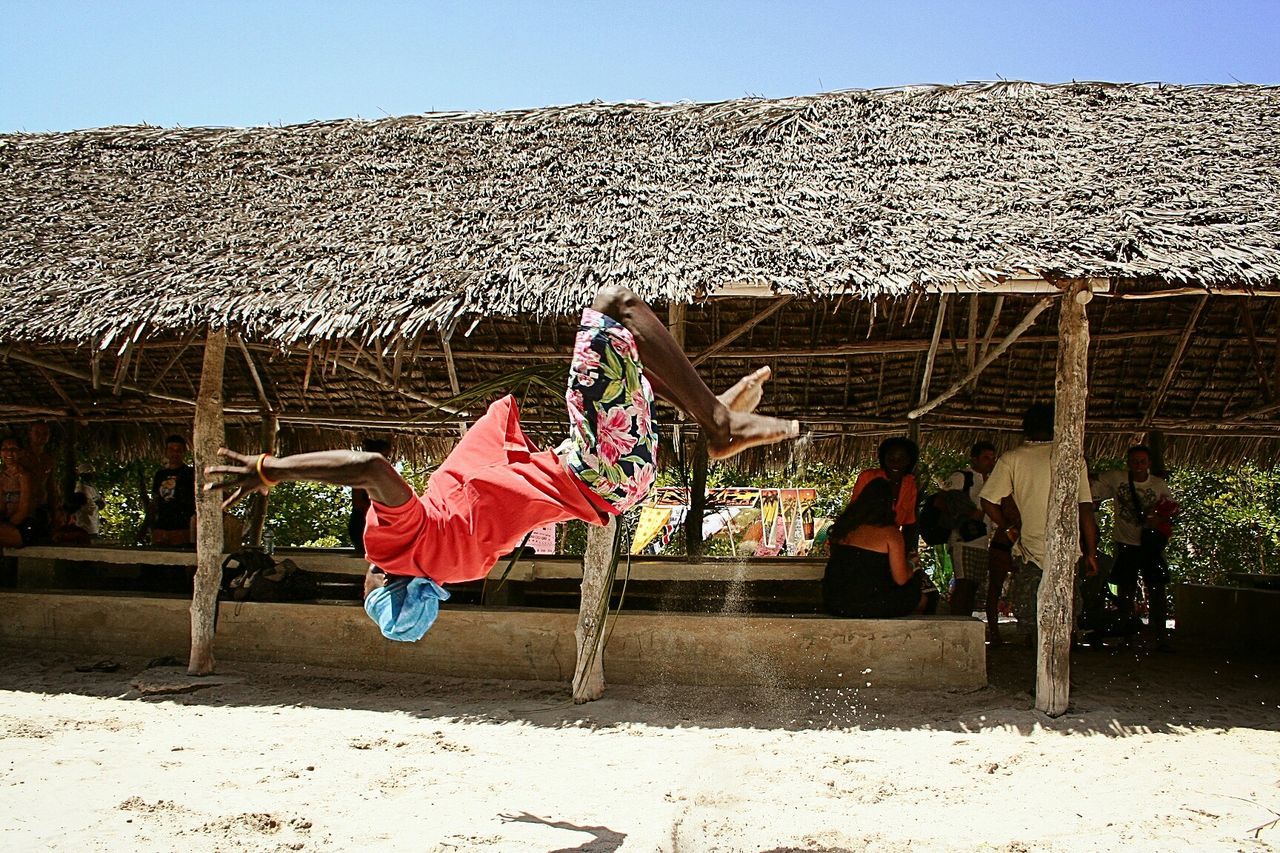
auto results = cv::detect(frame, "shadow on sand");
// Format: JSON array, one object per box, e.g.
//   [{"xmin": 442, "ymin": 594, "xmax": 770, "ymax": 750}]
[{"xmin": 0, "ymin": 639, "xmax": 1276, "ymax": 739}]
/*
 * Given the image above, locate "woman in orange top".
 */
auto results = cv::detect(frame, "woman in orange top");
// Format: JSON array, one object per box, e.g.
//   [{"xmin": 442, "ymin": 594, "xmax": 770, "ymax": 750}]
[{"xmin": 849, "ymin": 436, "xmax": 920, "ymax": 554}]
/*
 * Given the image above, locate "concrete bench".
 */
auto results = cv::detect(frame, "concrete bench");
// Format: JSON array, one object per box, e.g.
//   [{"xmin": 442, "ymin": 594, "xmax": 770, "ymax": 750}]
[
  {"xmin": 10, "ymin": 545, "xmax": 827, "ymax": 581},
  {"xmin": 0, "ymin": 591, "xmax": 986, "ymax": 690},
  {"xmin": 1175, "ymin": 583, "xmax": 1280, "ymax": 654}
]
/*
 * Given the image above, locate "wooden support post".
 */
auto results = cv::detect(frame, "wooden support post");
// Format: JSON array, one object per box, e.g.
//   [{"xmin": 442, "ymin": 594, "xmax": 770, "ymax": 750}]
[
  {"xmin": 572, "ymin": 516, "xmax": 616, "ymax": 703},
  {"xmin": 188, "ymin": 329, "xmax": 227, "ymax": 676},
  {"xmin": 1147, "ymin": 430, "xmax": 1169, "ymax": 480},
  {"xmin": 1038, "ymin": 281, "xmax": 1091, "ymax": 717},
  {"xmin": 242, "ymin": 412, "xmax": 278, "ymax": 548},
  {"xmin": 685, "ymin": 435, "xmax": 709, "ymax": 559},
  {"xmin": 60, "ymin": 420, "xmax": 78, "ymax": 508}
]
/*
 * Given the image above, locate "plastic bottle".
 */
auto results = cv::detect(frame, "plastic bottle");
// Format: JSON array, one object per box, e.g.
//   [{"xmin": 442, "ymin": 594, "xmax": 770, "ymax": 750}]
[{"xmin": 262, "ymin": 529, "xmax": 275, "ymax": 556}]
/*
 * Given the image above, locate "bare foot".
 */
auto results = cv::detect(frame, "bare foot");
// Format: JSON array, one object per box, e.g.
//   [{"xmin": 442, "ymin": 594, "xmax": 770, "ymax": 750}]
[
  {"xmin": 718, "ymin": 366, "xmax": 772, "ymax": 414},
  {"xmin": 707, "ymin": 410, "xmax": 801, "ymax": 460}
]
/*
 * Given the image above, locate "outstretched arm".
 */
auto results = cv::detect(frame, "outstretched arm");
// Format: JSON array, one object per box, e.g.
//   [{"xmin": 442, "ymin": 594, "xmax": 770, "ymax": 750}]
[{"xmin": 205, "ymin": 449, "xmax": 413, "ymax": 510}]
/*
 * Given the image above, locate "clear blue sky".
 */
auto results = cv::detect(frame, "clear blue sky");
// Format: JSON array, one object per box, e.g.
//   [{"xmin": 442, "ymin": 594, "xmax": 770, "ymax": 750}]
[{"xmin": 3, "ymin": 0, "xmax": 1278, "ymax": 132}]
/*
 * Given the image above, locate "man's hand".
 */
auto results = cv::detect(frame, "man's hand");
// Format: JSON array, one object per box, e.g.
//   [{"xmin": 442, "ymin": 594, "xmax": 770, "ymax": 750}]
[
  {"xmin": 204, "ymin": 448, "xmax": 271, "ymax": 511},
  {"xmin": 1084, "ymin": 552, "xmax": 1100, "ymax": 577}
]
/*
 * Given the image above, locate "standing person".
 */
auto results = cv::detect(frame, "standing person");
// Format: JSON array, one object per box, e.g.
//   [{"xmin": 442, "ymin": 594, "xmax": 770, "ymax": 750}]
[
  {"xmin": 144, "ymin": 435, "xmax": 197, "ymax": 546},
  {"xmin": 208, "ymin": 286, "xmax": 800, "ymax": 642},
  {"xmin": 1092, "ymin": 445, "xmax": 1177, "ymax": 650},
  {"xmin": 979, "ymin": 404, "xmax": 1099, "ymax": 645},
  {"xmin": 946, "ymin": 440, "xmax": 998, "ymax": 616},
  {"xmin": 72, "ymin": 463, "xmax": 105, "ymax": 538},
  {"xmin": 848, "ymin": 437, "xmax": 921, "ymax": 554},
  {"xmin": 823, "ymin": 478, "xmax": 937, "ymax": 618},
  {"xmin": 0, "ymin": 435, "xmax": 34, "ymax": 549},
  {"xmin": 349, "ymin": 438, "xmax": 393, "ymax": 556},
  {"xmin": 984, "ymin": 496, "xmax": 1021, "ymax": 644}
]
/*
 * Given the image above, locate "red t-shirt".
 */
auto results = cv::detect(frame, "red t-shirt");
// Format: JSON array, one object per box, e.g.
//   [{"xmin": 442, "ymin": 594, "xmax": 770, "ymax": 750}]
[{"xmin": 364, "ymin": 395, "xmax": 615, "ymax": 584}]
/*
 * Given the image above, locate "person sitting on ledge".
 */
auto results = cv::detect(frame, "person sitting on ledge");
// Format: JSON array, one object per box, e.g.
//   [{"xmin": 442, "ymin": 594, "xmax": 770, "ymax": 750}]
[
  {"xmin": 823, "ymin": 478, "xmax": 938, "ymax": 618},
  {"xmin": 0, "ymin": 435, "xmax": 34, "ymax": 550},
  {"xmin": 207, "ymin": 286, "xmax": 801, "ymax": 642}
]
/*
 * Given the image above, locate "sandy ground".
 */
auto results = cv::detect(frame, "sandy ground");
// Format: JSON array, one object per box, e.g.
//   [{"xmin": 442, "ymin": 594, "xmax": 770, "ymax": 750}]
[{"xmin": 0, "ymin": 640, "xmax": 1277, "ymax": 853}]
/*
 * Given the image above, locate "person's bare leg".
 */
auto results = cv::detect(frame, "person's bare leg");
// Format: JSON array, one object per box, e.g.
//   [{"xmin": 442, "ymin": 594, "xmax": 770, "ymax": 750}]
[
  {"xmin": 591, "ymin": 286, "xmax": 798, "ymax": 459},
  {"xmin": 718, "ymin": 366, "xmax": 773, "ymax": 414},
  {"xmin": 985, "ymin": 559, "xmax": 1008, "ymax": 643},
  {"xmin": 646, "ymin": 366, "xmax": 772, "ymax": 416}
]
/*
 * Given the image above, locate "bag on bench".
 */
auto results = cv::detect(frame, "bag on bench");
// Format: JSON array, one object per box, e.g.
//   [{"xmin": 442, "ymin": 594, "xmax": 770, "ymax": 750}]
[{"xmin": 221, "ymin": 549, "xmax": 320, "ymax": 603}]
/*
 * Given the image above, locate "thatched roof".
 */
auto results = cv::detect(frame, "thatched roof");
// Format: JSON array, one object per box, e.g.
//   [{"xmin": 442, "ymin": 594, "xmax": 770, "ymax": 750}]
[
  {"xmin": 3, "ymin": 81, "xmax": 1279, "ymax": 347},
  {"xmin": 2, "ymin": 82, "xmax": 1279, "ymax": 467}
]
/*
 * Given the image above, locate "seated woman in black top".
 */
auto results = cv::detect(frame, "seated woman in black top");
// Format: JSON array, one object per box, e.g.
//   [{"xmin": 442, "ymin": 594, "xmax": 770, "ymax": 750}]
[{"xmin": 823, "ymin": 478, "xmax": 936, "ymax": 618}]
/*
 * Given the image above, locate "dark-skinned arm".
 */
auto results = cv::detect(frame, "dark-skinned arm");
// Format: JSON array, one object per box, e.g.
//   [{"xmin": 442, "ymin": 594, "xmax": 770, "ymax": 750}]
[
  {"xmin": 8, "ymin": 470, "xmax": 32, "ymax": 525},
  {"xmin": 205, "ymin": 449, "xmax": 413, "ymax": 510}
]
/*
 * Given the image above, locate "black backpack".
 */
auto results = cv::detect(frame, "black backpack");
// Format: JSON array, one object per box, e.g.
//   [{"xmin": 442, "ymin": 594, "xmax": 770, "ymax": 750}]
[
  {"xmin": 918, "ymin": 470, "xmax": 980, "ymax": 546},
  {"xmin": 221, "ymin": 549, "xmax": 320, "ymax": 603}
]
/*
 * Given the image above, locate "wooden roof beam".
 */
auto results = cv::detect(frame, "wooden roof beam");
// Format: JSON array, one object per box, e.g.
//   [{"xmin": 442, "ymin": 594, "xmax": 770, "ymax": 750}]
[
  {"xmin": 1240, "ymin": 301, "xmax": 1275, "ymax": 402},
  {"xmin": 711, "ymin": 278, "xmax": 1280, "ymax": 300},
  {"xmin": 330, "ymin": 353, "xmax": 468, "ymax": 416},
  {"xmin": 145, "ymin": 330, "xmax": 199, "ymax": 395},
  {"xmin": 440, "ymin": 329, "xmax": 467, "ymax": 438},
  {"xmin": 690, "ymin": 296, "xmax": 794, "ymax": 367},
  {"xmin": 915, "ymin": 293, "xmax": 949, "ymax": 412},
  {"xmin": 236, "ymin": 336, "xmax": 273, "ymax": 413},
  {"xmin": 1142, "ymin": 295, "xmax": 1209, "ymax": 427},
  {"xmin": 30, "ymin": 364, "xmax": 83, "ymax": 418},
  {"xmin": 907, "ymin": 295, "xmax": 1056, "ymax": 421}
]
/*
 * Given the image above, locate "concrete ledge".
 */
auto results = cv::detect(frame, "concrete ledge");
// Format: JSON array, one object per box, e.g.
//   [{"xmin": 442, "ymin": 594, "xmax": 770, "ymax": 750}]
[
  {"xmin": 0, "ymin": 591, "xmax": 986, "ymax": 690},
  {"xmin": 1175, "ymin": 583, "xmax": 1280, "ymax": 653},
  {"xmin": 12, "ymin": 546, "xmax": 828, "ymax": 581}
]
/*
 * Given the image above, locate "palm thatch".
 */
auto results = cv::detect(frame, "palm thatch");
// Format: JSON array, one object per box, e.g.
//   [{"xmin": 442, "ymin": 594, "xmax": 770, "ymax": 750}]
[{"xmin": 1, "ymin": 82, "xmax": 1279, "ymax": 466}]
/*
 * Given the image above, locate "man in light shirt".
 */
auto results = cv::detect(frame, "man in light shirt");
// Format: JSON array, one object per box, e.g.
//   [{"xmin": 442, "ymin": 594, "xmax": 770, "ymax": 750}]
[
  {"xmin": 980, "ymin": 404, "xmax": 1099, "ymax": 644},
  {"xmin": 1092, "ymin": 445, "xmax": 1176, "ymax": 649}
]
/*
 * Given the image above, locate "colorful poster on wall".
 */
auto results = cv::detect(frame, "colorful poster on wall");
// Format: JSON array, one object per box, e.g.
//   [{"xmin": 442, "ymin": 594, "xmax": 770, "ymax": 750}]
[
  {"xmin": 639, "ymin": 486, "xmax": 819, "ymax": 556},
  {"xmin": 526, "ymin": 523, "xmax": 557, "ymax": 555},
  {"xmin": 632, "ymin": 506, "xmax": 673, "ymax": 554}
]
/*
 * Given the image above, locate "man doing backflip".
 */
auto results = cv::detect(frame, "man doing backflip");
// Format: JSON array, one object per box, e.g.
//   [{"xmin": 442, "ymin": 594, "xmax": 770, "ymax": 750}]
[{"xmin": 208, "ymin": 286, "xmax": 800, "ymax": 641}]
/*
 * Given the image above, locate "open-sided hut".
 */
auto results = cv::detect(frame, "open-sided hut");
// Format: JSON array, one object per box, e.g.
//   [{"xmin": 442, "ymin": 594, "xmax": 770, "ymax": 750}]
[{"xmin": 3, "ymin": 82, "xmax": 1279, "ymax": 711}]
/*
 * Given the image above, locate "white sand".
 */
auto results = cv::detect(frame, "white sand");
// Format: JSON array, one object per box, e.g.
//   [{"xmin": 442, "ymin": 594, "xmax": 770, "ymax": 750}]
[{"xmin": 1, "ymin": 643, "xmax": 1277, "ymax": 852}]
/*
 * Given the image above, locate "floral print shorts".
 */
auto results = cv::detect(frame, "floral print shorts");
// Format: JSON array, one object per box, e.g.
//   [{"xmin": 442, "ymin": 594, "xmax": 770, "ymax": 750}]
[{"xmin": 556, "ymin": 308, "xmax": 658, "ymax": 513}]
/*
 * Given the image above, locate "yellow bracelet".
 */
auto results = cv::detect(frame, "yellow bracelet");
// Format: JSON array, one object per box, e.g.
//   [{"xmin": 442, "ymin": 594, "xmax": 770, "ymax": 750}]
[{"xmin": 255, "ymin": 453, "xmax": 279, "ymax": 488}]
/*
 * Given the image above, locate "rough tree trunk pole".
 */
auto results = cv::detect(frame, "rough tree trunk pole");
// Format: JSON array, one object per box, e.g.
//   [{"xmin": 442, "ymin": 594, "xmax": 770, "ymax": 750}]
[
  {"xmin": 684, "ymin": 435, "xmax": 708, "ymax": 558},
  {"xmin": 242, "ymin": 412, "xmax": 278, "ymax": 547},
  {"xmin": 188, "ymin": 329, "xmax": 227, "ymax": 676},
  {"xmin": 572, "ymin": 516, "xmax": 616, "ymax": 703},
  {"xmin": 1038, "ymin": 281, "xmax": 1091, "ymax": 716}
]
